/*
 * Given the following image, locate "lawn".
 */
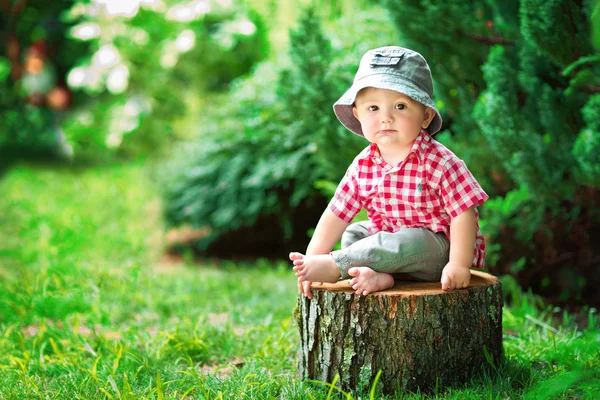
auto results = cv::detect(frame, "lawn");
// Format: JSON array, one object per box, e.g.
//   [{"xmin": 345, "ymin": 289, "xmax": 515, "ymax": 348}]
[{"xmin": 0, "ymin": 161, "xmax": 598, "ymax": 399}]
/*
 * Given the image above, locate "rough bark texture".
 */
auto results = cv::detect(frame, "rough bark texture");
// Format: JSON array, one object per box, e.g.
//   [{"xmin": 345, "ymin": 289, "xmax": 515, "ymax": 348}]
[{"xmin": 295, "ymin": 271, "xmax": 503, "ymax": 395}]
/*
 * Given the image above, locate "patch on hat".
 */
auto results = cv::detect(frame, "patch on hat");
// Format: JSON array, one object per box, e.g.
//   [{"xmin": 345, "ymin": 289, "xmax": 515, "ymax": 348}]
[{"xmin": 370, "ymin": 53, "xmax": 403, "ymax": 66}]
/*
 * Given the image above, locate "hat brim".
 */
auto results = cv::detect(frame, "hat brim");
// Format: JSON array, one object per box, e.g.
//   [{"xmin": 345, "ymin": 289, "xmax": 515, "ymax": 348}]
[{"xmin": 333, "ymin": 74, "xmax": 443, "ymax": 136}]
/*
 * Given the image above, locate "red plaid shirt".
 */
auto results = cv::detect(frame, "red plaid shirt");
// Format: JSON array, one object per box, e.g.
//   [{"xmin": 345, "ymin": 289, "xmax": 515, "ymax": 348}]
[{"xmin": 329, "ymin": 130, "xmax": 489, "ymax": 268}]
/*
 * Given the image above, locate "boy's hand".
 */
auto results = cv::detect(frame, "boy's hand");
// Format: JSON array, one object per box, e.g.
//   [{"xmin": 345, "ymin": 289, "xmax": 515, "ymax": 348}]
[
  {"xmin": 299, "ymin": 280, "xmax": 313, "ymax": 299},
  {"xmin": 298, "ymin": 280, "xmax": 323, "ymax": 300},
  {"xmin": 441, "ymin": 261, "xmax": 471, "ymax": 291}
]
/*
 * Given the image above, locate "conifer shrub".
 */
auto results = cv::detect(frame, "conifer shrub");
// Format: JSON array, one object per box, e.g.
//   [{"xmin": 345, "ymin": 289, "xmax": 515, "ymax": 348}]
[
  {"xmin": 384, "ymin": 0, "xmax": 600, "ymax": 305},
  {"xmin": 160, "ymin": 7, "xmax": 399, "ymax": 256}
]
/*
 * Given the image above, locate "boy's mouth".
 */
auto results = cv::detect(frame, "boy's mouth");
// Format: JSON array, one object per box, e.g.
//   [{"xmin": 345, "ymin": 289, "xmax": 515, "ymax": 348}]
[{"xmin": 378, "ymin": 129, "xmax": 396, "ymax": 134}]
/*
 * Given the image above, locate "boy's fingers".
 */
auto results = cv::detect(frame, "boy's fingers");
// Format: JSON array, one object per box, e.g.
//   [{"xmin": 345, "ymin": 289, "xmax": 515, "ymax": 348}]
[
  {"xmin": 303, "ymin": 281, "xmax": 313, "ymax": 299},
  {"xmin": 441, "ymin": 274, "xmax": 450, "ymax": 291},
  {"xmin": 296, "ymin": 280, "xmax": 313, "ymax": 299},
  {"xmin": 298, "ymin": 280, "xmax": 310, "ymax": 298},
  {"xmin": 442, "ymin": 275, "xmax": 455, "ymax": 290},
  {"xmin": 299, "ymin": 280, "xmax": 306, "ymax": 294}
]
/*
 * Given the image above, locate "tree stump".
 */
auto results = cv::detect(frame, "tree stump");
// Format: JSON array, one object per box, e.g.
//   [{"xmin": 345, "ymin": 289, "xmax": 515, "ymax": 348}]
[{"xmin": 294, "ymin": 271, "xmax": 503, "ymax": 395}]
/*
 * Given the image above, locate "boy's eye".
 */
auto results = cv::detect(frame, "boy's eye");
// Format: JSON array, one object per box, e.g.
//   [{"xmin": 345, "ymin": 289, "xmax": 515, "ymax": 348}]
[
  {"xmin": 367, "ymin": 105, "xmax": 379, "ymax": 111},
  {"xmin": 395, "ymin": 103, "xmax": 406, "ymax": 110}
]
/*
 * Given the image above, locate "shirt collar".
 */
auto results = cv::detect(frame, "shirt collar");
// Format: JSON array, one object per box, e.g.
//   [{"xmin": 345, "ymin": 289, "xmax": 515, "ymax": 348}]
[
  {"xmin": 369, "ymin": 129, "xmax": 431, "ymax": 165},
  {"xmin": 411, "ymin": 129, "xmax": 431, "ymax": 163}
]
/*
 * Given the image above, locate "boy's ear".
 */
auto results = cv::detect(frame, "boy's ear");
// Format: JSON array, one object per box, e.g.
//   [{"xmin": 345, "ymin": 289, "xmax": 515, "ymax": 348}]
[
  {"xmin": 422, "ymin": 107, "xmax": 435, "ymax": 129},
  {"xmin": 352, "ymin": 106, "xmax": 359, "ymax": 120}
]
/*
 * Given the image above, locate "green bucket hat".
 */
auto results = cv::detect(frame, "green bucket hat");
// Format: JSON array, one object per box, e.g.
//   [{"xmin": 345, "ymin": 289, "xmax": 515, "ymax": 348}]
[{"xmin": 333, "ymin": 46, "xmax": 443, "ymax": 136}]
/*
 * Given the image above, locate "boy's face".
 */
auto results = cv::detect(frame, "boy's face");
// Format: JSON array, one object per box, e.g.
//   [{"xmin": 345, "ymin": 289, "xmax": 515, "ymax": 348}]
[{"xmin": 352, "ymin": 87, "xmax": 434, "ymax": 148}]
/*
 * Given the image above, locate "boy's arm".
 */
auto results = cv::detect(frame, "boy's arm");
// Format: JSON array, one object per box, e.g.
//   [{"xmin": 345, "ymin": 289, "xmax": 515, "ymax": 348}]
[
  {"xmin": 441, "ymin": 206, "xmax": 476, "ymax": 291},
  {"xmin": 306, "ymin": 208, "xmax": 349, "ymax": 254},
  {"xmin": 299, "ymin": 208, "xmax": 350, "ymax": 298}
]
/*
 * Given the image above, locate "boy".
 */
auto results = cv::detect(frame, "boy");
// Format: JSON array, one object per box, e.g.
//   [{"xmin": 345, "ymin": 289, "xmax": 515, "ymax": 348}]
[{"xmin": 290, "ymin": 46, "xmax": 489, "ymax": 299}]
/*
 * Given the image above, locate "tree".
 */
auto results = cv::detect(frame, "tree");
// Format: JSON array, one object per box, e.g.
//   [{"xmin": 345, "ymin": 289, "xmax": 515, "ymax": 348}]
[{"xmin": 384, "ymin": 0, "xmax": 600, "ymax": 306}]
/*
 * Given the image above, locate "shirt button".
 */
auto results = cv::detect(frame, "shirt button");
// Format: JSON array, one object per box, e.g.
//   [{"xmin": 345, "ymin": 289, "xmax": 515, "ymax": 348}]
[{"xmin": 397, "ymin": 221, "xmax": 402, "ymax": 226}]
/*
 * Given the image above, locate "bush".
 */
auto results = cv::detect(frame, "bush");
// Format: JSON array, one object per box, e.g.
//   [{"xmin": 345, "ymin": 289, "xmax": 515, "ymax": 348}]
[
  {"xmin": 384, "ymin": 0, "xmax": 600, "ymax": 306},
  {"xmin": 160, "ymin": 6, "xmax": 399, "ymax": 255},
  {"xmin": 0, "ymin": 1, "xmax": 85, "ymax": 161},
  {"xmin": 0, "ymin": 0, "xmax": 268, "ymax": 162}
]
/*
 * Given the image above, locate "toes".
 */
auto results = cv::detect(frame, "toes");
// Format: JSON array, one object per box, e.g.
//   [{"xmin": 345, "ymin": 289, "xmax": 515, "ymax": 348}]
[
  {"xmin": 362, "ymin": 290, "xmax": 369, "ymax": 296},
  {"xmin": 348, "ymin": 267, "xmax": 360, "ymax": 278},
  {"xmin": 293, "ymin": 260, "xmax": 303, "ymax": 266},
  {"xmin": 289, "ymin": 252, "xmax": 304, "ymax": 261}
]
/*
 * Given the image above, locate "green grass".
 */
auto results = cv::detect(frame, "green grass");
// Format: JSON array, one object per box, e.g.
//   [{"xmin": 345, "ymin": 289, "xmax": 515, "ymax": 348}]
[{"xmin": 0, "ymin": 161, "xmax": 599, "ymax": 399}]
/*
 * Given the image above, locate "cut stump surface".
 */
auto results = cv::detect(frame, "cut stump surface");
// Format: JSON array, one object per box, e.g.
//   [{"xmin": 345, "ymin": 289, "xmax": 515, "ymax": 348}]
[{"xmin": 295, "ymin": 271, "xmax": 503, "ymax": 394}]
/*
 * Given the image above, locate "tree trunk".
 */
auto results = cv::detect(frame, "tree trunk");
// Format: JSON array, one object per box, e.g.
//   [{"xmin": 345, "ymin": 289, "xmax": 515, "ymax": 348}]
[{"xmin": 294, "ymin": 271, "xmax": 503, "ymax": 395}]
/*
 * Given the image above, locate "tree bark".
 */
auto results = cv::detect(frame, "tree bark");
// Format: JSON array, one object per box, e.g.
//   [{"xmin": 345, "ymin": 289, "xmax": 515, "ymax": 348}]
[{"xmin": 294, "ymin": 271, "xmax": 503, "ymax": 395}]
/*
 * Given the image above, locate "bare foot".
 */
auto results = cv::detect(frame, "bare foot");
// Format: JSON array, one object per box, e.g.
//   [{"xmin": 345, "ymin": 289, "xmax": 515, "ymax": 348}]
[
  {"xmin": 347, "ymin": 267, "xmax": 394, "ymax": 295},
  {"xmin": 290, "ymin": 252, "xmax": 340, "ymax": 283}
]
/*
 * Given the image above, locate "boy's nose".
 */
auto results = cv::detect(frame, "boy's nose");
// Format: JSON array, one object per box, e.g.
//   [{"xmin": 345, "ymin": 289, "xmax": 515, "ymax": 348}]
[{"xmin": 380, "ymin": 111, "xmax": 393, "ymax": 123}]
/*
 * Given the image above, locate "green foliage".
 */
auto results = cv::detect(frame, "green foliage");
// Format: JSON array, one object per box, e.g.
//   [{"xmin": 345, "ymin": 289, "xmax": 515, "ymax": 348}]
[
  {"xmin": 573, "ymin": 93, "xmax": 600, "ymax": 186},
  {"xmin": 160, "ymin": 6, "xmax": 397, "ymax": 250},
  {"xmin": 593, "ymin": 0, "xmax": 600, "ymax": 49},
  {"xmin": 0, "ymin": 0, "xmax": 268, "ymax": 161},
  {"xmin": 520, "ymin": 0, "xmax": 593, "ymax": 67},
  {"xmin": 0, "ymin": 1, "xmax": 82, "ymax": 157},
  {"xmin": 59, "ymin": 1, "xmax": 268, "ymax": 157},
  {"xmin": 385, "ymin": 0, "xmax": 600, "ymax": 306}
]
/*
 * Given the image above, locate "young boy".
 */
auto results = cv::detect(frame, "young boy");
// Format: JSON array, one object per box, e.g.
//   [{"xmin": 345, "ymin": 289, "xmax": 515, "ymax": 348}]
[{"xmin": 290, "ymin": 46, "xmax": 489, "ymax": 299}]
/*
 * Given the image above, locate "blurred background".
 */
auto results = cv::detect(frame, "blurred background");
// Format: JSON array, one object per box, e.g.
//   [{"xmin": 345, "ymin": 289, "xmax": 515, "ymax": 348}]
[{"xmin": 1, "ymin": 0, "xmax": 599, "ymax": 310}]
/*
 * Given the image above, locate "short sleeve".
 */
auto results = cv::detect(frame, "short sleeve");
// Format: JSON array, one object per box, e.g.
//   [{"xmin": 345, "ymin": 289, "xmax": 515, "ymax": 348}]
[
  {"xmin": 440, "ymin": 158, "xmax": 489, "ymax": 219},
  {"xmin": 328, "ymin": 167, "xmax": 362, "ymax": 223}
]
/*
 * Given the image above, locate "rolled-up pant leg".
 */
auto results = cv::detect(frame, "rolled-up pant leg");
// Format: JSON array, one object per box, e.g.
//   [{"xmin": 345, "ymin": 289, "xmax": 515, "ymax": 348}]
[{"xmin": 332, "ymin": 221, "xmax": 449, "ymax": 281}]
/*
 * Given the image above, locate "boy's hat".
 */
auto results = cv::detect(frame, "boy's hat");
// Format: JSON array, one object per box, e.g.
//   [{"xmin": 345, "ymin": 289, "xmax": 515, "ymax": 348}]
[{"xmin": 333, "ymin": 46, "xmax": 443, "ymax": 136}]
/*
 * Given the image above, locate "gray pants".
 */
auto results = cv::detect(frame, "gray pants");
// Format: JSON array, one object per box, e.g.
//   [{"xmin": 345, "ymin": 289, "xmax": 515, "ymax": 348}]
[{"xmin": 331, "ymin": 221, "xmax": 450, "ymax": 281}]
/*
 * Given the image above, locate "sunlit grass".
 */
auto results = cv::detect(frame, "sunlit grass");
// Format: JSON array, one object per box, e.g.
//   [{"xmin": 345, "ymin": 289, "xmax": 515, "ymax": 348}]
[{"xmin": 0, "ymin": 161, "xmax": 598, "ymax": 399}]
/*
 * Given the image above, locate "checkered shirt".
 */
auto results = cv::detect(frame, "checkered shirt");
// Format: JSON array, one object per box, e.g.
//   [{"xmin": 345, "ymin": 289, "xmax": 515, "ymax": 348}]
[{"xmin": 328, "ymin": 130, "xmax": 489, "ymax": 269}]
